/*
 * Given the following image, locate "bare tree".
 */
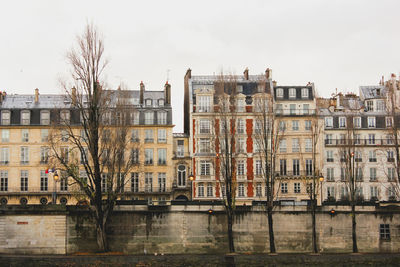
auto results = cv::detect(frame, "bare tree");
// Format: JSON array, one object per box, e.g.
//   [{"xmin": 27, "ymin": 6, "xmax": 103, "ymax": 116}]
[{"xmin": 49, "ymin": 24, "xmax": 137, "ymax": 252}]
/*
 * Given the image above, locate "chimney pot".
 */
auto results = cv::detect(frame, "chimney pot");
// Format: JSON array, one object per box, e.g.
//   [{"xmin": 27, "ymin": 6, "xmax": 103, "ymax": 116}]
[
  {"xmin": 243, "ymin": 68, "xmax": 249, "ymax": 80},
  {"xmin": 140, "ymin": 81, "xmax": 145, "ymax": 105},
  {"xmin": 34, "ymin": 88, "xmax": 39, "ymax": 103},
  {"xmin": 265, "ymin": 68, "xmax": 272, "ymax": 80},
  {"xmin": 185, "ymin": 69, "xmax": 192, "ymax": 79},
  {"xmin": 71, "ymin": 87, "xmax": 77, "ymax": 105},
  {"xmin": 164, "ymin": 82, "xmax": 171, "ymax": 105},
  {"xmin": 272, "ymin": 80, "xmax": 277, "ymax": 87}
]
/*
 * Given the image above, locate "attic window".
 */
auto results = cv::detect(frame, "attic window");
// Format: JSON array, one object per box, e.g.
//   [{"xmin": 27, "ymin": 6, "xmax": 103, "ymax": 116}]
[
  {"xmin": 158, "ymin": 99, "xmax": 164, "ymax": 107},
  {"xmin": 289, "ymin": 88, "xmax": 296, "ymax": 99},
  {"xmin": 146, "ymin": 99, "xmax": 152, "ymax": 107},
  {"xmin": 276, "ymin": 88, "xmax": 283, "ymax": 98},
  {"xmin": 301, "ymin": 88, "xmax": 309, "ymax": 99},
  {"xmin": 236, "ymin": 85, "xmax": 243, "ymax": 93},
  {"xmin": 1, "ymin": 111, "xmax": 10, "ymax": 125},
  {"xmin": 21, "ymin": 110, "xmax": 30, "ymax": 125},
  {"xmin": 60, "ymin": 110, "xmax": 70, "ymax": 124}
]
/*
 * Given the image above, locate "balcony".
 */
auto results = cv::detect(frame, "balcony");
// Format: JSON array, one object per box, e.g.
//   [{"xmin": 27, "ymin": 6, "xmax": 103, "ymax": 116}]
[
  {"xmin": 325, "ymin": 139, "xmax": 394, "ymax": 147},
  {"xmin": 275, "ymin": 170, "xmax": 314, "ymax": 178},
  {"xmin": 275, "ymin": 109, "xmax": 316, "ymax": 117}
]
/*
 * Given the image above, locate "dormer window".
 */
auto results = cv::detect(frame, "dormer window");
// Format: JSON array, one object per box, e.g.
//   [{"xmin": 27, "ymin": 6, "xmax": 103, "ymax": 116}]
[
  {"xmin": 377, "ymin": 100, "xmax": 385, "ymax": 111},
  {"xmin": 197, "ymin": 95, "xmax": 212, "ymax": 112},
  {"xmin": 60, "ymin": 110, "xmax": 70, "ymax": 124},
  {"xmin": 236, "ymin": 85, "xmax": 243, "ymax": 93},
  {"xmin": 289, "ymin": 88, "xmax": 296, "ymax": 99},
  {"xmin": 1, "ymin": 111, "xmax": 10, "ymax": 125},
  {"xmin": 276, "ymin": 88, "xmax": 284, "ymax": 98},
  {"xmin": 158, "ymin": 99, "xmax": 164, "ymax": 107},
  {"xmin": 145, "ymin": 111, "xmax": 154, "ymax": 125},
  {"xmin": 145, "ymin": 99, "xmax": 152, "ymax": 107},
  {"xmin": 368, "ymin": 116, "xmax": 376, "ymax": 128},
  {"xmin": 325, "ymin": 117, "xmax": 333, "ymax": 128},
  {"xmin": 21, "ymin": 110, "xmax": 30, "ymax": 125},
  {"xmin": 40, "ymin": 110, "xmax": 50, "ymax": 125},
  {"xmin": 237, "ymin": 98, "xmax": 245, "ymax": 112},
  {"xmin": 366, "ymin": 100, "xmax": 373, "ymax": 111},
  {"xmin": 301, "ymin": 88, "xmax": 309, "ymax": 99},
  {"xmin": 339, "ymin": 117, "xmax": 346, "ymax": 128}
]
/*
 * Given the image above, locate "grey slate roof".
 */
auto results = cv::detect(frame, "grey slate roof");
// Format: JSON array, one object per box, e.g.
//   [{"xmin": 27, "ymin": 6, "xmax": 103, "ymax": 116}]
[{"xmin": 359, "ymin": 86, "xmax": 386, "ymax": 100}]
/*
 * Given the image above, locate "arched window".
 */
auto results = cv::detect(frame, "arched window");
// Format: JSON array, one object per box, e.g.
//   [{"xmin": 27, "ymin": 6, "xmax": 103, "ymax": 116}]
[{"xmin": 177, "ymin": 165, "xmax": 186, "ymax": 187}]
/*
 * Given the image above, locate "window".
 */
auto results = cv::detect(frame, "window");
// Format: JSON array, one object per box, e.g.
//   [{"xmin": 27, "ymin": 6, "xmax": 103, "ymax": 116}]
[
  {"xmin": 355, "ymin": 186, "xmax": 363, "ymax": 198},
  {"xmin": 279, "ymin": 121, "xmax": 286, "ymax": 131},
  {"xmin": 354, "ymin": 134, "xmax": 361, "ymax": 145},
  {"xmin": 327, "ymin": 168, "xmax": 334, "ymax": 182},
  {"xmin": 237, "ymin": 98, "xmax": 245, "ymax": 112},
  {"xmin": 290, "ymin": 104, "xmax": 296, "ymax": 115},
  {"xmin": 280, "ymin": 159, "xmax": 287, "ymax": 175},
  {"xmin": 158, "ymin": 148, "xmax": 167, "ymax": 165},
  {"xmin": 199, "ymin": 119, "xmax": 211, "ymax": 134},
  {"xmin": 276, "ymin": 88, "xmax": 284, "ymax": 98},
  {"xmin": 386, "ymin": 117, "xmax": 393, "ymax": 128},
  {"xmin": 370, "ymin": 186, "xmax": 378, "ymax": 199},
  {"xmin": 388, "ymin": 168, "xmax": 395, "ymax": 182},
  {"xmin": 199, "ymin": 138, "xmax": 211, "ymax": 153},
  {"xmin": 41, "ymin": 129, "xmax": 48, "ymax": 142},
  {"xmin": 60, "ymin": 110, "xmax": 70, "ymax": 124},
  {"xmin": 237, "ymin": 160, "xmax": 245, "ymax": 176},
  {"xmin": 354, "ymin": 117, "xmax": 361, "ymax": 128},
  {"xmin": 256, "ymin": 183, "xmax": 262, "ymax": 197},
  {"xmin": 40, "ymin": 146, "xmax": 49, "ymax": 164},
  {"xmin": 79, "ymin": 171, "xmax": 88, "ymax": 186},
  {"xmin": 131, "ymin": 173, "xmax": 139, "ymax": 192},
  {"xmin": 21, "ymin": 129, "xmax": 29, "ymax": 142},
  {"xmin": 327, "ymin": 186, "xmax": 335, "ymax": 199},
  {"xmin": 368, "ymin": 134, "xmax": 375, "ymax": 145},
  {"xmin": 177, "ymin": 165, "xmax": 186, "ymax": 187},
  {"xmin": 326, "ymin": 151, "xmax": 334, "ymax": 162},
  {"xmin": 207, "ymin": 183, "xmax": 213, "ymax": 197},
  {"xmin": 289, "ymin": 88, "xmax": 296, "ymax": 99},
  {"xmin": 177, "ymin": 140, "xmax": 184, "ymax": 157},
  {"xmin": 40, "ymin": 170, "xmax": 48, "ymax": 191},
  {"xmin": 370, "ymin": 168, "xmax": 377, "ymax": 181},
  {"xmin": 238, "ymin": 183, "xmax": 244, "ymax": 197},
  {"xmin": 158, "ymin": 111, "xmax": 167, "ymax": 125},
  {"xmin": 79, "ymin": 147, "xmax": 87, "ymax": 164},
  {"xmin": 292, "ymin": 138, "xmax": 300, "ymax": 152},
  {"xmin": 294, "ymin": 183, "xmax": 301, "ymax": 193},
  {"xmin": 369, "ymin": 151, "xmax": 376, "ymax": 162},
  {"xmin": 21, "ymin": 110, "xmax": 30, "ymax": 125},
  {"xmin": 339, "ymin": 134, "xmax": 346, "ymax": 145},
  {"xmin": 237, "ymin": 137, "xmax": 245, "ymax": 153},
  {"xmin": 275, "ymin": 104, "xmax": 283, "ymax": 114},
  {"xmin": 131, "ymin": 112, "xmax": 140, "ymax": 125},
  {"xmin": 280, "ymin": 139, "xmax": 287, "ymax": 153},
  {"xmin": 237, "ymin": 119, "xmax": 245, "ymax": 134},
  {"xmin": 158, "ymin": 129, "xmax": 166, "ymax": 143},
  {"xmin": 305, "ymin": 120, "xmax": 311, "ymax": 131},
  {"xmin": 281, "ymin": 183, "xmax": 288, "ymax": 193},
  {"xmin": 325, "ymin": 117, "xmax": 333, "ymax": 128},
  {"xmin": 305, "ymin": 138, "xmax": 312, "ymax": 152},
  {"xmin": 339, "ymin": 117, "xmax": 346, "ymax": 128},
  {"xmin": 131, "ymin": 129, "xmax": 139, "ymax": 143},
  {"xmin": 20, "ymin": 170, "xmax": 28, "ymax": 192},
  {"xmin": 303, "ymin": 104, "xmax": 310, "ymax": 115},
  {"xmin": 325, "ymin": 134, "xmax": 332, "ymax": 145},
  {"xmin": 101, "ymin": 174, "xmax": 108, "ymax": 193},
  {"xmin": 305, "ymin": 159, "xmax": 312, "ymax": 176},
  {"xmin": 40, "ymin": 110, "xmax": 50, "ymax": 125},
  {"xmin": 145, "ymin": 173, "xmax": 153, "ymax": 192},
  {"xmin": 158, "ymin": 99, "xmax": 164, "ymax": 107},
  {"xmin": 145, "ymin": 112, "xmax": 154, "ymax": 125},
  {"xmin": 0, "ymin": 170, "xmax": 8, "ymax": 191},
  {"xmin": 146, "ymin": 99, "xmax": 152, "ymax": 107},
  {"xmin": 198, "ymin": 95, "xmax": 212, "ymax": 112},
  {"xmin": 292, "ymin": 121, "xmax": 299, "ymax": 131},
  {"xmin": 368, "ymin": 117, "xmax": 376, "ymax": 128},
  {"xmin": 293, "ymin": 159, "xmax": 300, "ymax": 176},
  {"xmin": 200, "ymin": 161, "xmax": 211, "ymax": 176},
  {"xmin": 366, "ymin": 100, "xmax": 373, "ymax": 111},
  {"xmin": 377, "ymin": 100, "xmax": 385, "ymax": 111},
  {"xmin": 61, "ymin": 147, "xmax": 68, "ymax": 164},
  {"xmin": 388, "ymin": 186, "xmax": 396, "ymax": 198},
  {"xmin": 340, "ymin": 186, "xmax": 348, "ymax": 200},
  {"xmin": 0, "ymin": 147, "xmax": 9, "ymax": 165},
  {"xmin": 158, "ymin": 173, "xmax": 166, "ymax": 192},
  {"xmin": 145, "ymin": 129, "xmax": 154, "ymax": 143},
  {"xmin": 1, "ymin": 129, "xmax": 9, "ymax": 142},
  {"xmin": 356, "ymin": 167, "xmax": 363, "ymax": 181},
  {"xmin": 301, "ymin": 88, "xmax": 309, "ymax": 98},
  {"xmin": 198, "ymin": 183, "xmax": 204, "ymax": 197},
  {"xmin": 61, "ymin": 130, "xmax": 68, "ymax": 142},
  {"xmin": 387, "ymin": 150, "xmax": 394, "ymax": 162},
  {"xmin": 145, "ymin": 149, "xmax": 153, "ymax": 165},
  {"xmin": 60, "ymin": 176, "xmax": 68, "ymax": 191},
  {"xmin": 340, "ymin": 167, "xmax": 346, "ymax": 181},
  {"xmin": 386, "ymin": 135, "xmax": 394, "ymax": 145},
  {"xmin": 355, "ymin": 151, "xmax": 362, "ymax": 162},
  {"xmin": 20, "ymin": 146, "xmax": 29, "ymax": 164},
  {"xmin": 1, "ymin": 111, "xmax": 10, "ymax": 125},
  {"xmin": 130, "ymin": 149, "xmax": 139, "ymax": 164},
  {"xmin": 255, "ymin": 160, "xmax": 262, "ymax": 175},
  {"xmin": 380, "ymin": 224, "xmax": 390, "ymax": 240}
]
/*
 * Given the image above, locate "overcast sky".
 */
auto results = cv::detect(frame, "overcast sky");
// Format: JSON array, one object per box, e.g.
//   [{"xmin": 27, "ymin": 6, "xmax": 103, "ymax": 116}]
[{"xmin": 1, "ymin": 0, "xmax": 400, "ymax": 132}]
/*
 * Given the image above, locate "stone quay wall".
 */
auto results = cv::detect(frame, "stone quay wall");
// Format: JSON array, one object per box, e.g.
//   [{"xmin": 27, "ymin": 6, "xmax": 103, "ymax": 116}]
[{"xmin": 0, "ymin": 204, "xmax": 399, "ymax": 254}]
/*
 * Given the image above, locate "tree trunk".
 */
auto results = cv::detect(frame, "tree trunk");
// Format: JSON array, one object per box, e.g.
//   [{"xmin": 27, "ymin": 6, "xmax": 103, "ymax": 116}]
[
  {"xmin": 311, "ymin": 201, "xmax": 318, "ymax": 253},
  {"xmin": 351, "ymin": 203, "xmax": 358, "ymax": 253},
  {"xmin": 267, "ymin": 205, "xmax": 276, "ymax": 253},
  {"xmin": 96, "ymin": 220, "xmax": 108, "ymax": 252},
  {"xmin": 227, "ymin": 210, "xmax": 235, "ymax": 253}
]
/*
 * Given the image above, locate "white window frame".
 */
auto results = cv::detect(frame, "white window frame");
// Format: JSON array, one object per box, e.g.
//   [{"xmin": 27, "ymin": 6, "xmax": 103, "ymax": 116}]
[
  {"xmin": 1, "ymin": 111, "xmax": 10, "ymax": 125},
  {"xmin": 21, "ymin": 110, "xmax": 30, "ymax": 125},
  {"xmin": 353, "ymin": 117, "xmax": 361, "ymax": 128},
  {"xmin": 276, "ymin": 88, "xmax": 284, "ymax": 98},
  {"xmin": 301, "ymin": 88, "xmax": 309, "ymax": 99},
  {"xmin": 157, "ymin": 111, "xmax": 167, "ymax": 125},
  {"xmin": 368, "ymin": 117, "xmax": 376, "ymax": 128},
  {"xmin": 289, "ymin": 88, "xmax": 296, "ymax": 99},
  {"xmin": 325, "ymin": 117, "xmax": 333, "ymax": 128},
  {"xmin": 339, "ymin": 117, "xmax": 346, "ymax": 128}
]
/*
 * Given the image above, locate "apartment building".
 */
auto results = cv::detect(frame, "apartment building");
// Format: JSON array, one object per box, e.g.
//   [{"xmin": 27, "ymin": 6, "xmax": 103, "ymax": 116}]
[
  {"xmin": 0, "ymin": 82, "xmax": 174, "ymax": 205},
  {"xmin": 171, "ymin": 133, "xmax": 192, "ymax": 200}
]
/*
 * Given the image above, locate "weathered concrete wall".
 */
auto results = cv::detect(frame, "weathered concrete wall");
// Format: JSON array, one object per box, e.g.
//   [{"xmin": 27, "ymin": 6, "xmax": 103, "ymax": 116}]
[{"xmin": 1, "ymin": 204, "xmax": 399, "ymax": 254}]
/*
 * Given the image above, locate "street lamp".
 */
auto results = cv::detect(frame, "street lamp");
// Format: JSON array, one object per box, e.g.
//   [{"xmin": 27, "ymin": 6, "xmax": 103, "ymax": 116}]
[
  {"xmin": 189, "ymin": 173, "xmax": 194, "ymax": 200},
  {"xmin": 319, "ymin": 174, "xmax": 324, "ymax": 205},
  {"xmin": 52, "ymin": 171, "xmax": 59, "ymax": 204}
]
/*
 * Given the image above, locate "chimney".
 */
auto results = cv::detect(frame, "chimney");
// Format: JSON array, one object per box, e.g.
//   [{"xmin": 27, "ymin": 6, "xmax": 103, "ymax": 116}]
[
  {"xmin": 243, "ymin": 68, "xmax": 249, "ymax": 80},
  {"xmin": 0, "ymin": 92, "xmax": 2, "ymax": 103},
  {"xmin": 265, "ymin": 68, "xmax": 272, "ymax": 80},
  {"xmin": 272, "ymin": 80, "xmax": 277, "ymax": 87},
  {"xmin": 140, "ymin": 81, "xmax": 145, "ymax": 105},
  {"xmin": 71, "ymin": 87, "xmax": 77, "ymax": 105},
  {"xmin": 34, "ymin": 88, "xmax": 39, "ymax": 103},
  {"xmin": 164, "ymin": 81, "xmax": 171, "ymax": 105},
  {"xmin": 185, "ymin": 68, "xmax": 192, "ymax": 79}
]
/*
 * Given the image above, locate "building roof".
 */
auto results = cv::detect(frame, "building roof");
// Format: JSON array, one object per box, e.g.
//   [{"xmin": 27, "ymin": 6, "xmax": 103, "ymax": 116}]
[{"xmin": 359, "ymin": 85, "xmax": 386, "ymax": 100}]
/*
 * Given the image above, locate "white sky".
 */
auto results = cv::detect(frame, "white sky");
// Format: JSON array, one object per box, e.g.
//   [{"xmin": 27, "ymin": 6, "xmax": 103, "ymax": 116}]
[{"xmin": 1, "ymin": 0, "xmax": 400, "ymax": 132}]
